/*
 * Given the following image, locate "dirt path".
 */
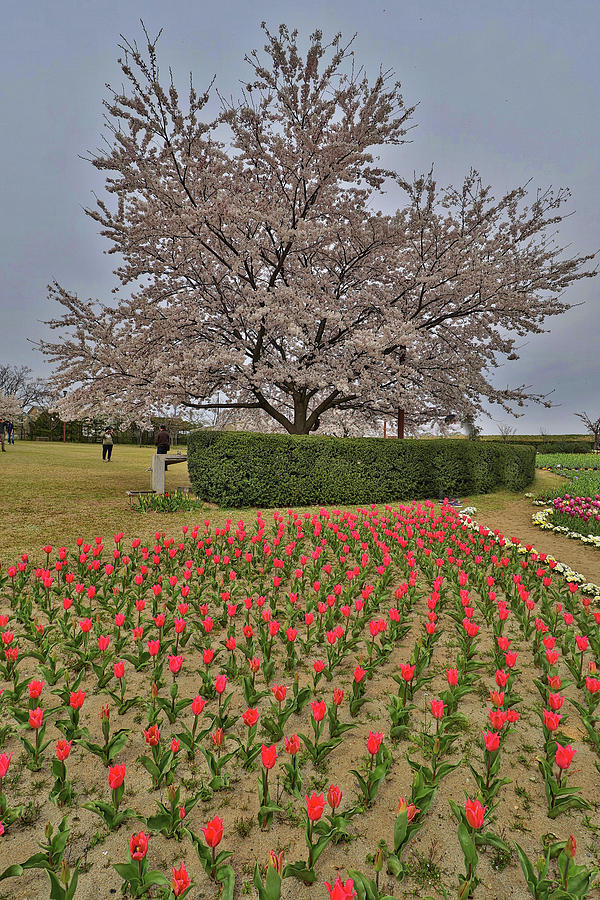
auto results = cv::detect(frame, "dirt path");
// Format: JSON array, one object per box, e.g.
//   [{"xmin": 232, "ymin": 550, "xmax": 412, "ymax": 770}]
[{"xmin": 472, "ymin": 479, "xmax": 600, "ymax": 587}]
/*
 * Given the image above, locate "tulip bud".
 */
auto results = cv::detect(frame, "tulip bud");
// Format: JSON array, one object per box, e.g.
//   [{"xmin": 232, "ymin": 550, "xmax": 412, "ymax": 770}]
[
  {"xmin": 152, "ymin": 681, "xmax": 159, "ymax": 698},
  {"xmin": 565, "ymin": 835, "xmax": 576, "ymax": 859},
  {"xmin": 61, "ymin": 859, "xmax": 70, "ymax": 886},
  {"xmin": 374, "ymin": 848, "xmax": 384, "ymax": 873},
  {"xmin": 458, "ymin": 880, "xmax": 471, "ymax": 900}
]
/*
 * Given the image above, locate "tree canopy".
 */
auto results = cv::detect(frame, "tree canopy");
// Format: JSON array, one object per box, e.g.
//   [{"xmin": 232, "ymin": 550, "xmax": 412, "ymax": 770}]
[{"xmin": 41, "ymin": 24, "xmax": 596, "ymax": 433}]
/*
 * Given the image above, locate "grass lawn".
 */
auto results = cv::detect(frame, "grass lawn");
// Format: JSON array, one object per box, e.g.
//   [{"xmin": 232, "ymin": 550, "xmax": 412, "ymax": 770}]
[{"xmin": 0, "ymin": 440, "xmax": 557, "ymax": 566}]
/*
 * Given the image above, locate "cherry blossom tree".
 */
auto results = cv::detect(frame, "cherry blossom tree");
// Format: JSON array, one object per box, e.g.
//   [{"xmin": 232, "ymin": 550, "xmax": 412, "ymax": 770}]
[
  {"xmin": 0, "ymin": 392, "xmax": 23, "ymax": 421},
  {"xmin": 40, "ymin": 24, "xmax": 596, "ymax": 434}
]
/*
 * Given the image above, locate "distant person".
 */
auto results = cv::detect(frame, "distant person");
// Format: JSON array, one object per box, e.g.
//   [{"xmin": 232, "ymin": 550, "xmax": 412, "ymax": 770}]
[
  {"xmin": 0, "ymin": 419, "xmax": 5, "ymax": 452},
  {"xmin": 6, "ymin": 421, "xmax": 14, "ymax": 444},
  {"xmin": 155, "ymin": 424, "xmax": 170, "ymax": 455},
  {"xmin": 102, "ymin": 427, "xmax": 114, "ymax": 461}
]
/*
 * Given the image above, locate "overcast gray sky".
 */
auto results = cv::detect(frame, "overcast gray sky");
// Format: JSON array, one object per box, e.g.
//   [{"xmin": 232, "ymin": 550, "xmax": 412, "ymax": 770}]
[{"xmin": 1, "ymin": 0, "xmax": 598, "ymax": 433}]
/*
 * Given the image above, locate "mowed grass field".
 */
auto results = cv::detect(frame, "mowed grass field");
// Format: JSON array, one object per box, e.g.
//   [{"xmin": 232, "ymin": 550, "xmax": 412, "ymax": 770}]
[{"xmin": 0, "ymin": 439, "xmax": 566, "ymax": 567}]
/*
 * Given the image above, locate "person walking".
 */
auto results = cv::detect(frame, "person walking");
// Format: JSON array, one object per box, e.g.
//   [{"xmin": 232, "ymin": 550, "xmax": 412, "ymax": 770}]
[
  {"xmin": 6, "ymin": 421, "xmax": 14, "ymax": 444},
  {"xmin": 155, "ymin": 424, "xmax": 170, "ymax": 455},
  {"xmin": 0, "ymin": 419, "xmax": 5, "ymax": 452},
  {"xmin": 102, "ymin": 427, "xmax": 114, "ymax": 461}
]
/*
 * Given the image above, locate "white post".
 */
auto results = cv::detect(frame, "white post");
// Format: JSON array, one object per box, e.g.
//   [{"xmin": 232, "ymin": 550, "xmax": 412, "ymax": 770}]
[{"xmin": 150, "ymin": 455, "xmax": 166, "ymax": 494}]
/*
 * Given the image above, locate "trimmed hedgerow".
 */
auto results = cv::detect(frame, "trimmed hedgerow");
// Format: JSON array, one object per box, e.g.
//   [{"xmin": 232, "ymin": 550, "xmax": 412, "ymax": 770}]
[
  {"xmin": 535, "ymin": 441, "xmax": 592, "ymax": 454},
  {"xmin": 187, "ymin": 432, "xmax": 535, "ymax": 508}
]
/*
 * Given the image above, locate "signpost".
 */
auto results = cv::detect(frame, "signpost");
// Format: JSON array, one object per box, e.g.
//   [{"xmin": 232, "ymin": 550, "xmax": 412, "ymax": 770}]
[{"xmin": 150, "ymin": 453, "xmax": 187, "ymax": 494}]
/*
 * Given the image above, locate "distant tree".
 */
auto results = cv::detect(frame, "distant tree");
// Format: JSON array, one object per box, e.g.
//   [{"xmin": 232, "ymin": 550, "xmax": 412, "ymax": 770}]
[
  {"xmin": 0, "ymin": 365, "xmax": 52, "ymax": 410},
  {"xmin": 575, "ymin": 411, "xmax": 600, "ymax": 450},
  {"xmin": 40, "ymin": 24, "xmax": 596, "ymax": 434},
  {"xmin": 498, "ymin": 424, "xmax": 517, "ymax": 442}
]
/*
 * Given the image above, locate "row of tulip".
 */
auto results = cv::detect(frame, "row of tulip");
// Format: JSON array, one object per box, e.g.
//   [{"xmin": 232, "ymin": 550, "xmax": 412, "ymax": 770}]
[{"xmin": 1, "ymin": 501, "xmax": 599, "ymax": 897}]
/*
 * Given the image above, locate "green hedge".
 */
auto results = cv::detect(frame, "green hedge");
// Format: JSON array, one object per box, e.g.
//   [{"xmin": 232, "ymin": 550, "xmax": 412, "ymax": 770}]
[
  {"xmin": 187, "ymin": 433, "xmax": 536, "ymax": 507},
  {"xmin": 483, "ymin": 435, "xmax": 592, "ymax": 453},
  {"xmin": 536, "ymin": 441, "xmax": 592, "ymax": 454}
]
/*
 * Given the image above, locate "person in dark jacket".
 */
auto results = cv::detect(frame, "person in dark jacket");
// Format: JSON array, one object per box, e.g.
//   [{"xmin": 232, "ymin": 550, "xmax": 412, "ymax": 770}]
[{"xmin": 155, "ymin": 425, "xmax": 170, "ymax": 454}]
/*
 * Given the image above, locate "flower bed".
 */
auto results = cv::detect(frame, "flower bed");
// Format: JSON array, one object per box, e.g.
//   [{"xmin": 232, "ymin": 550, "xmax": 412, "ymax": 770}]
[
  {"xmin": 536, "ymin": 453, "xmax": 600, "ymax": 475},
  {"xmin": 530, "ymin": 462, "xmax": 600, "ymax": 549},
  {"xmin": 1, "ymin": 506, "xmax": 599, "ymax": 898}
]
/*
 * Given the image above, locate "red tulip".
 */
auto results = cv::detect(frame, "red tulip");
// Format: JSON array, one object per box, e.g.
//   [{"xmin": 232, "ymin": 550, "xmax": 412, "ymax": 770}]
[
  {"xmin": 55, "ymin": 739, "xmax": 72, "ymax": 761},
  {"xmin": 28, "ymin": 680, "xmax": 45, "ymax": 700},
  {"xmin": 324, "ymin": 876, "xmax": 357, "ymax": 899},
  {"xmin": 306, "ymin": 791, "xmax": 325, "ymax": 821},
  {"xmin": 144, "ymin": 724, "xmax": 160, "ymax": 746},
  {"xmin": 488, "ymin": 708, "xmax": 508, "ymax": 730},
  {"xmin": 327, "ymin": 784, "xmax": 342, "ymax": 810},
  {"xmin": 171, "ymin": 860, "xmax": 190, "ymax": 896},
  {"xmin": 400, "ymin": 664, "xmax": 415, "ymax": 682},
  {"xmin": 495, "ymin": 669, "xmax": 509, "ymax": 687},
  {"xmin": 109, "ymin": 764, "xmax": 126, "ymax": 789},
  {"xmin": 483, "ymin": 730, "xmax": 500, "ymax": 752},
  {"xmin": 70, "ymin": 690, "xmax": 86, "ymax": 710},
  {"xmin": 554, "ymin": 742, "xmax": 576, "ymax": 770},
  {"xmin": 543, "ymin": 710, "xmax": 562, "ymax": 732},
  {"xmin": 201, "ymin": 816, "xmax": 223, "ymax": 848},
  {"xmin": 242, "ymin": 708, "xmax": 259, "ymax": 727},
  {"xmin": 465, "ymin": 797, "xmax": 486, "ymax": 829},
  {"xmin": 130, "ymin": 831, "xmax": 148, "ymax": 860},
  {"xmin": 98, "ymin": 635, "xmax": 110, "ymax": 652},
  {"xmin": 0, "ymin": 752, "xmax": 13, "ymax": 778},
  {"xmin": 396, "ymin": 797, "xmax": 419, "ymax": 823},
  {"xmin": 353, "ymin": 665, "xmax": 366, "ymax": 683},
  {"xmin": 272, "ymin": 684, "xmax": 287, "ymax": 703},
  {"xmin": 311, "ymin": 700, "xmax": 327, "ymax": 722},
  {"xmin": 548, "ymin": 693, "xmax": 564, "ymax": 711},
  {"xmin": 169, "ymin": 655, "xmax": 183, "ymax": 675},
  {"xmin": 29, "ymin": 707, "xmax": 44, "ymax": 729},
  {"xmin": 285, "ymin": 734, "xmax": 300, "ymax": 755},
  {"xmin": 114, "ymin": 661, "xmax": 125, "ymax": 679},
  {"xmin": 192, "ymin": 695, "xmax": 206, "ymax": 716},
  {"xmin": 261, "ymin": 743, "xmax": 277, "ymax": 769},
  {"xmin": 430, "ymin": 699, "xmax": 445, "ymax": 720},
  {"xmin": 446, "ymin": 668, "xmax": 459, "ymax": 686},
  {"xmin": 366, "ymin": 731, "xmax": 383, "ymax": 755},
  {"xmin": 586, "ymin": 676, "xmax": 600, "ymax": 694}
]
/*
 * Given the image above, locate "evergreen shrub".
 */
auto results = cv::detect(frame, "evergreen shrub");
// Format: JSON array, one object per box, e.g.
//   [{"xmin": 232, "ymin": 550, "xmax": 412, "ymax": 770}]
[{"xmin": 187, "ymin": 432, "xmax": 535, "ymax": 507}]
